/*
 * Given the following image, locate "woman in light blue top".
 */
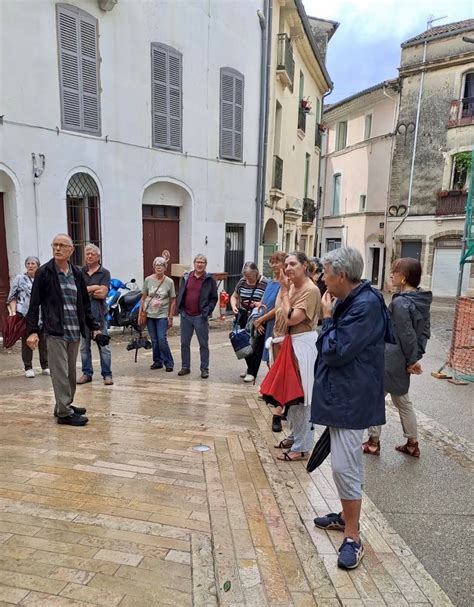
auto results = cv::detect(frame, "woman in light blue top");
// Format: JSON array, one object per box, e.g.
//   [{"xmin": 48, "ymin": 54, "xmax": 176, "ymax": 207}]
[{"xmin": 7, "ymin": 256, "xmax": 49, "ymax": 378}]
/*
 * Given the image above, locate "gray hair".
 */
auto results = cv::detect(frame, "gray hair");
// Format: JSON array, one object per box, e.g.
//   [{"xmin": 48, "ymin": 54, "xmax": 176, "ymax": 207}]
[
  {"xmin": 85, "ymin": 243, "xmax": 101, "ymax": 258},
  {"xmin": 194, "ymin": 253, "xmax": 207, "ymax": 264},
  {"xmin": 53, "ymin": 233, "xmax": 73, "ymax": 246},
  {"xmin": 242, "ymin": 261, "xmax": 259, "ymax": 275},
  {"xmin": 322, "ymin": 247, "xmax": 364, "ymax": 282},
  {"xmin": 25, "ymin": 256, "xmax": 40, "ymax": 267},
  {"xmin": 152, "ymin": 256, "xmax": 167, "ymax": 268}
]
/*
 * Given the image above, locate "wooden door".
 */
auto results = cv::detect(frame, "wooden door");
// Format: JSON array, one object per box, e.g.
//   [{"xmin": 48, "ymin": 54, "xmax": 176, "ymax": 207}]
[
  {"xmin": 0, "ymin": 194, "xmax": 10, "ymax": 330},
  {"xmin": 142, "ymin": 205, "xmax": 180, "ymax": 288}
]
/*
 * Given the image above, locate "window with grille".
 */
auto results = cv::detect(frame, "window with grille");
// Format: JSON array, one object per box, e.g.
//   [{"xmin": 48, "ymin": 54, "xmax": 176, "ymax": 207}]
[
  {"xmin": 151, "ymin": 43, "xmax": 182, "ymax": 151},
  {"xmin": 326, "ymin": 238, "xmax": 342, "ymax": 252},
  {"xmin": 56, "ymin": 4, "xmax": 101, "ymax": 135},
  {"xmin": 220, "ymin": 68, "xmax": 244, "ymax": 161},
  {"xmin": 66, "ymin": 173, "xmax": 101, "ymax": 266}
]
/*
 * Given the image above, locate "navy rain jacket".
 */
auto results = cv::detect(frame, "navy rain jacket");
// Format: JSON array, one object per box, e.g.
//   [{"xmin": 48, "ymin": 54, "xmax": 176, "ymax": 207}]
[{"xmin": 311, "ymin": 280, "xmax": 394, "ymax": 430}]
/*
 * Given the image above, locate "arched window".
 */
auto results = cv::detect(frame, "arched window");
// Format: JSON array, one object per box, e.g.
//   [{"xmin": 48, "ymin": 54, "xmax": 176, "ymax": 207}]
[{"xmin": 66, "ymin": 173, "xmax": 101, "ymax": 266}]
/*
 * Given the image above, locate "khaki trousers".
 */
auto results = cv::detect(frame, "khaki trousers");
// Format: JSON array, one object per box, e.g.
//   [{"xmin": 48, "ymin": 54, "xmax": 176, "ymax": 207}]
[
  {"xmin": 369, "ymin": 392, "xmax": 418, "ymax": 440},
  {"xmin": 47, "ymin": 337, "xmax": 80, "ymax": 418}
]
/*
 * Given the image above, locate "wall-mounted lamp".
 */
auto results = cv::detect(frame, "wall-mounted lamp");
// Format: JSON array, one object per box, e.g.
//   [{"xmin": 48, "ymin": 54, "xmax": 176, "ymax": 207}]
[{"xmin": 205, "ymin": 236, "xmax": 208, "ymax": 245}]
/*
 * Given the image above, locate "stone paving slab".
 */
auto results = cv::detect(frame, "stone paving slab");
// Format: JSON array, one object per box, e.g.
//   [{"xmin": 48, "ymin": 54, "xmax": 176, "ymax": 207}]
[{"xmin": 0, "ymin": 374, "xmax": 453, "ymax": 606}]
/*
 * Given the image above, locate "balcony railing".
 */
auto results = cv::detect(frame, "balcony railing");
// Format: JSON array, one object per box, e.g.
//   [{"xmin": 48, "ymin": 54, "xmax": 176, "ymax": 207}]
[
  {"xmin": 272, "ymin": 155, "xmax": 283, "ymax": 191},
  {"xmin": 448, "ymin": 97, "xmax": 474, "ymax": 127},
  {"xmin": 435, "ymin": 191, "xmax": 467, "ymax": 216},
  {"xmin": 276, "ymin": 34, "xmax": 295, "ymax": 90},
  {"xmin": 302, "ymin": 197, "xmax": 316, "ymax": 223},
  {"xmin": 297, "ymin": 108, "xmax": 306, "ymax": 133}
]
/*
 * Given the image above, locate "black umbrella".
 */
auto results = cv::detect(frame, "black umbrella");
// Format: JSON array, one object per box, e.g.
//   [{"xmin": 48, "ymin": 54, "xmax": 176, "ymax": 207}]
[{"xmin": 306, "ymin": 427, "xmax": 331, "ymax": 473}]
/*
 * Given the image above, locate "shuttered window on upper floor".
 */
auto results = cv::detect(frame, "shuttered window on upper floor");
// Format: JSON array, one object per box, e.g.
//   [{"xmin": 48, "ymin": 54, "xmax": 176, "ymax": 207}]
[
  {"xmin": 151, "ymin": 43, "xmax": 182, "ymax": 151},
  {"xmin": 56, "ymin": 4, "xmax": 101, "ymax": 135},
  {"xmin": 220, "ymin": 68, "xmax": 244, "ymax": 161}
]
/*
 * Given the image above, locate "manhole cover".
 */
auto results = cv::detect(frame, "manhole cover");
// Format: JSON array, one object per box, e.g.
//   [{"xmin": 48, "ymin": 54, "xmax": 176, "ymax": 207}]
[{"xmin": 192, "ymin": 444, "xmax": 211, "ymax": 452}]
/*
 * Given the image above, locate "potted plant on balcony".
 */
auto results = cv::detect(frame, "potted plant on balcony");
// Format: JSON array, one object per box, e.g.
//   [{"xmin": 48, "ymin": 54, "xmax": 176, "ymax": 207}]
[
  {"xmin": 436, "ymin": 190, "xmax": 449, "ymax": 198},
  {"xmin": 300, "ymin": 98, "xmax": 312, "ymax": 113},
  {"xmin": 318, "ymin": 122, "xmax": 327, "ymax": 133}
]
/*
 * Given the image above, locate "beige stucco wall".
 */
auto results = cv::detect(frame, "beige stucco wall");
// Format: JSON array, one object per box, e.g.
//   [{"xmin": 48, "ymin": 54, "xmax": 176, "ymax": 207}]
[{"xmin": 262, "ymin": 0, "xmax": 329, "ymax": 258}]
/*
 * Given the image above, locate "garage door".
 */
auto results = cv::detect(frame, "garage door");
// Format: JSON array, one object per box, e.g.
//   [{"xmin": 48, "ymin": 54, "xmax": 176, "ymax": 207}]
[{"xmin": 432, "ymin": 248, "xmax": 469, "ymax": 297}]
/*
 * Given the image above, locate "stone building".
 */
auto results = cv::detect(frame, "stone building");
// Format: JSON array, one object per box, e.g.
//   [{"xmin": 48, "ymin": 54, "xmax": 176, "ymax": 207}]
[
  {"xmin": 387, "ymin": 19, "xmax": 474, "ymax": 296},
  {"xmin": 318, "ymin": 80, "xmax": 399, "ymax": 288},
  {"xmin": 260, "ymin": 1, "xmax": 334, "ymax": 273}
]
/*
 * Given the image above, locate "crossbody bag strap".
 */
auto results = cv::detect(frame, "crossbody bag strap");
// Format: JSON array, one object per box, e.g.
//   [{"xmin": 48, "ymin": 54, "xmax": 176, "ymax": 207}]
[{"xmin": 145, "ymin": 278, "xmax": 165, "ymax": 312}]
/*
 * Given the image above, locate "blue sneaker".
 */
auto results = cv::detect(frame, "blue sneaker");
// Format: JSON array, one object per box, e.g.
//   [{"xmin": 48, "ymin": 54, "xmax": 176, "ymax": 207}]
[
  {"xmin": 337, "ymin": 537, "xmax": 364, "ymax": 569},
  {"xmin": 314, "ymin": 512, "xmax": 345, "ymax": 531}
]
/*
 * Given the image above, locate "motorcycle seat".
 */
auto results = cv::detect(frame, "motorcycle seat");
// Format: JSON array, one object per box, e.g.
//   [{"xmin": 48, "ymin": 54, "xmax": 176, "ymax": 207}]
[{"xmin": 121, "ymin": 290, "xmax": 142, "ymax": 311}]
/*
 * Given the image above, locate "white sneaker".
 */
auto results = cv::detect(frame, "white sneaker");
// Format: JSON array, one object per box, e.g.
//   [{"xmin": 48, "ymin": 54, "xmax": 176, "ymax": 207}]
[
  {"xmin": 25, "ymin": 369, "xmax": 35, "ymax": 378},
  {"xmin": 240, "ymin": 371, "xmax": 247, "ymax": 378},
  {"xmin": 42, "ymin": 368, "xmax": 51, "ymax": 376},
  {"xmin": 243, "ymin": 374, "xmax": 255, "ymax": 383}
]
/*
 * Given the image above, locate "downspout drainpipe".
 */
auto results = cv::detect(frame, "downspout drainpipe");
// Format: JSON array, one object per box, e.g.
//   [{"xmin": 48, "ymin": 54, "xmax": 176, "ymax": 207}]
[
  {"xmin": 315, "ymin": 86, "xmax": 333, "ymax": 256},
  {"xmin": 255, "ymin": 0, "xmax": 272, "ymax": 262},
  {"xmin": 393, "ymin": 39, "xmax": 427, "ymax": 240}
]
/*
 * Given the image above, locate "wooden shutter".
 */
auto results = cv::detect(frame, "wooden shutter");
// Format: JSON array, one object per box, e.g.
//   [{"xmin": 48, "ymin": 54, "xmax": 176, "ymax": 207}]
[
  {"xmin": 220, "ymin": 68, "xmax": 244, "ymax": 161},
  {"xmin": 57, "ymin": 4, "xmax": 100, "ymax": 135},
  {"xmin": 152, "ymin": 44, "xmax": 182, "ymax": 150}
]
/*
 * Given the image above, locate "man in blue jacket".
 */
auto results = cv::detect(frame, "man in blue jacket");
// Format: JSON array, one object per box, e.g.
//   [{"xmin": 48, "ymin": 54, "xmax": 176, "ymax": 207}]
[
  {"xmin": 176, "ymin": 254, "xmax": 218, "ymax": 379},
  {"xmin": 311, "ymin": 247, "xmax": 391, "ymax": 570}
]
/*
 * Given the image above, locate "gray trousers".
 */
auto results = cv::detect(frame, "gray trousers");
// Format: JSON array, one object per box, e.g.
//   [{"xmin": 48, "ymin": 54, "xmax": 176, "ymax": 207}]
[
  {"xmin": 287, "ymin": 404, "xmax": 314, "ymax": 453},
  {"xmin": 47, "ymin": 337, "xmax": 80, "ymax": 418},
  {"xmin": 369, "ymin": 392, "xmax": 418, "ymax": 440},
  {"xmin": 180, "ymin": 313, "xmax": 209, "ymax": 371}
]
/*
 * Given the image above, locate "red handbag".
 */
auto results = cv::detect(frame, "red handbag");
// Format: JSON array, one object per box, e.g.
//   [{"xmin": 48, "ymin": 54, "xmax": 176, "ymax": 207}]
[
  {"xmin": 2, "ymin": 314, "xmax": 27, "ymax": 349},
  {"xmin": 260, "ymin": 334, "xmax": 304, "ymax": 407}
]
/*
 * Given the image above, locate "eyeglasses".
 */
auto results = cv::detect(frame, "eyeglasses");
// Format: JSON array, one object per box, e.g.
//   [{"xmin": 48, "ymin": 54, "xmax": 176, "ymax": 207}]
[{"xmin": 51, "ymin": 243, "xmax": 72, "ymax": 250}]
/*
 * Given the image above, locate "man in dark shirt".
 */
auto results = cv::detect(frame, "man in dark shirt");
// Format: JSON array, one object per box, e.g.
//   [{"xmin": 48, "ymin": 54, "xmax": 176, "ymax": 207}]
[
  {"xmin": 176, "ymin": 254, "xmax": 218, "ymax": 379},
  {"xmin": 77, "ymin": 244, "xmax": 113, "ymax": 386},
  {"xmin": 26, "ymin": 234, "xmax": 99, "ymax": 426}
]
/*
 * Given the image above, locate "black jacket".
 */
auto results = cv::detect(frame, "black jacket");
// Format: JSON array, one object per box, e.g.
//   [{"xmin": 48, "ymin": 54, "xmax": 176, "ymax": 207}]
[
  {"xmin": 26, "ymin": 259, "xmax": 99, "ymax": 338},
  {"xmin": 176, "ymin": 272, "xmax": 218, "ymax": 318}
]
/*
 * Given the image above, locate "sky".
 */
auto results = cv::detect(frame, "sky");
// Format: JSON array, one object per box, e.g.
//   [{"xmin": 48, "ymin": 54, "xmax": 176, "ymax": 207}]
[{"xmin": 303, "ymin": 0, "xmax": 474, "ymax": 103}]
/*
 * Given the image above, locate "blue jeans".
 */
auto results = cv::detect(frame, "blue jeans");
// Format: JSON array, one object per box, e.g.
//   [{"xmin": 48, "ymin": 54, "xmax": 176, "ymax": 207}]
[
  {"xmin": 147, "ymin": 317, "xmax": 174, "ymax": 368},
  {"xmin": 180, "ymin": 313, "xmax": 209, "ymax": 371},
  {"xmin": 80, "ymin": 320, "xmax": 112, "ymax": 378}
]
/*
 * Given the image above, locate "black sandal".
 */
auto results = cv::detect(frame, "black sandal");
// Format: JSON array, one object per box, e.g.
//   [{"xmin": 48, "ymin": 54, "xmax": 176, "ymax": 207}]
[
  {"xmin": 277, "ymin": 450, "xmax": 307, "ymax": 461},
  {"xmin": 274, "ymin": 438, "xmax": 294, "ymax": 449}
]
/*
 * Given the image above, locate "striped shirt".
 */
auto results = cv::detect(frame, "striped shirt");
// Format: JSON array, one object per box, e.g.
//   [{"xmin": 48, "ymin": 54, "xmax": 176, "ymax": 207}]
[
  {"xmin": 57, "ymin": 266, "xmax": 80, "ymax": 341},
  {"xmin": 235, "ymin": 276, "xmax": 268, "ymax": 311}
]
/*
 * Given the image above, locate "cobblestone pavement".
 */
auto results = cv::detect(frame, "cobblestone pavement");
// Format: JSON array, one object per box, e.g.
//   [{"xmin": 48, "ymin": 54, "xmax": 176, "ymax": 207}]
[{"xmin": 0, "ymin": 335, "xmax": 458, "ymax": 606}]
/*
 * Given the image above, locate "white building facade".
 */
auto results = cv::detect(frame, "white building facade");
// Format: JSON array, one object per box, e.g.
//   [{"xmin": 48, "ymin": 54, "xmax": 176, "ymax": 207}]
[
  {"xmin": 0, "ymin": 0, "xmax": 263, "ymax": 309},
  {"xmin": 319, "ymin": 81, "xmax": 399, "ymax": 289}
]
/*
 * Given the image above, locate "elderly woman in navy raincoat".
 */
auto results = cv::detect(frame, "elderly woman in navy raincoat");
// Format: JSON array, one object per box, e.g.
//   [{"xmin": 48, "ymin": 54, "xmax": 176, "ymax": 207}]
[{"xmin": 310, "ymin": 247, "xmax": 393, "ymax": 571}]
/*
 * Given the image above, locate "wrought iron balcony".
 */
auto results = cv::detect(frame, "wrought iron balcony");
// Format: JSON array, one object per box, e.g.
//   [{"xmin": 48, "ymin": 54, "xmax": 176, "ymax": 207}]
[
  {"xmin": 272, "ymin": 155, "xmax": 283, "ymax": 191},
  {"xmin": 448, "ymin": 97, "xmax": 474, "ymax": 127},
  {"xmin": 276, "ymin": 34, "xmax": 295, "ymax": 90},
  {"xmin": 302, "ymin": 197, "xmax": 316, "ymax": 223},
  {"xmin": 297, "ymin": 108, "xmax": 306, "ymax": 133},
  {"xmin": 435, "ymin": 191, "xmax": 467, "ymax": 216}
]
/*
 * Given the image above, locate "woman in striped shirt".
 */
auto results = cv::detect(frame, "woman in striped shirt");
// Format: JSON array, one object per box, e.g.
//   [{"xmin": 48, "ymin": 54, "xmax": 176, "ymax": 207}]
[{"xmin": 230, "ymin": 262, "xmax": 268, "ymax": 383}]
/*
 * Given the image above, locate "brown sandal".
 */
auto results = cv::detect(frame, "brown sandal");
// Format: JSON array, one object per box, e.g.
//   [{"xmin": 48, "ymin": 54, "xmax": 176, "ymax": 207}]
[
  {"xmin": 277, "ymin": 450, "xmax": 307, "ymax": 462},
  {"xmin": 362, "ymin": 437, "xmax": 380, "ymax": 456},
  {"xmin": 395, "ymin": 441, "xmax": 420, "ymax": 458},
  {"xmin": 274, "ymin": 438, "xmax": 295, "ymax": 449}
]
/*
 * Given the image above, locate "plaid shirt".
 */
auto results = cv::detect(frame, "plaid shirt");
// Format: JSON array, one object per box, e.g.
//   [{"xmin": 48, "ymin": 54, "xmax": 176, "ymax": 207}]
[{"xmin": 57, "ymin": 265, "xmax": 80, "ymax": 341}]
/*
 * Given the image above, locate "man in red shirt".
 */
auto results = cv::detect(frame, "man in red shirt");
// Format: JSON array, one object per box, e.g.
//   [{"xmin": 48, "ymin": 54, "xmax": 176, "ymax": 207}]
[{"xmin": 176, "ymin": 255, "xmax": 218, "ymax": 378}]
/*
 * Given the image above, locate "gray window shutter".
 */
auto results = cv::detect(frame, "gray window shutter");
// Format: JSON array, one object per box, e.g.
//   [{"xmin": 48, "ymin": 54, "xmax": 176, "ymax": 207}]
[
  {"xmin": 57, "ymin": 4, "xmax": 100, "ymax": 135},
  {"xmin": 152, "ymin": 44, "xmax": 182, "ymax": 150},
  {"xmin": 220, "ymin": 68, "xmax": 244, "ymax": 161}
]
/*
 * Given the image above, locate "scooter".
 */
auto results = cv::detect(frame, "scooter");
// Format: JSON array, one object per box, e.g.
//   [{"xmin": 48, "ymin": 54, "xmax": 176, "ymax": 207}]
[{"xmin": 106, "ymin": 278, "xmax": 142, "ymax": 332}]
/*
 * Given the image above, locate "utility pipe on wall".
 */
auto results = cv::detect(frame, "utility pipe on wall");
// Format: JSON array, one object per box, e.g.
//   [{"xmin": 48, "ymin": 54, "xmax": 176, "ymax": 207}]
[{"xmin": 254, "ymin": 0, "xmax": 271, "ymax": 262}]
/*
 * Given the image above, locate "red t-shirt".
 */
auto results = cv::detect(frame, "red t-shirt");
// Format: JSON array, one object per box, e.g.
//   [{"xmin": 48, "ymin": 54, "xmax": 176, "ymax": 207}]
[{"xmin": 184, "ymin": 272, "xmax": 204, "ymax": 316}]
